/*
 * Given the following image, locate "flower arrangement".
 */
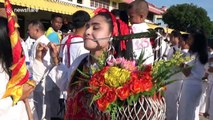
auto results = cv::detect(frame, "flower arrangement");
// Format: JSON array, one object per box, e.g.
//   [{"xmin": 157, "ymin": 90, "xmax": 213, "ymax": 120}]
[{"xmin": 81, "ymin": 51, "xmax": 190, "ymax": 119}]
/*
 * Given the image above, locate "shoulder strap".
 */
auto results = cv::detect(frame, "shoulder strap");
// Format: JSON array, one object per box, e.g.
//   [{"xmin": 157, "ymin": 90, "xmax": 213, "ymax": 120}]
[{"xmin": 62, "ymin": 35, "xmax": 82, "ymax": 67}]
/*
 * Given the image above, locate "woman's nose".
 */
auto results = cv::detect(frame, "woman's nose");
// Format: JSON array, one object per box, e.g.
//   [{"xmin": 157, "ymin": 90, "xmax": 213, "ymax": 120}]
[{"xmin": 85, "ymin": 28, "xmax": 91, "ymax": 36}]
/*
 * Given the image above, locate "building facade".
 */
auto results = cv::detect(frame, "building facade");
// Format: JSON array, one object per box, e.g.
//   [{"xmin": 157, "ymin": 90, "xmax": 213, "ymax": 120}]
[{"xmin": 0, "ymin": 0, "xmax": 167, "ymax": 38}]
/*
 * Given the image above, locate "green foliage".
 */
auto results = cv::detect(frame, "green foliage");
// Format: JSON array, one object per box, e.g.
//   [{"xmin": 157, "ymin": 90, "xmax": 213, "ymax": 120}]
[
  {"xmin": 163, "ymin": 3, "xmax": 213, "ymax": 36},
  {"xmin": 90, "ymin": 51, "xmax": 107, "ymax": 73},
  {"xmin": 152, "ymin": 51, "xmax": 191, "ymax": 91}
]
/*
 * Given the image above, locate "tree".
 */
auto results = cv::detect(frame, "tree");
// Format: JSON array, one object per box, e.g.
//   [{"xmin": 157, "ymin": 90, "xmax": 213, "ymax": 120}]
[
  {"xmin": 163, "ymin": 3, "xmax": 213, "ymax": 36},
  {"xmin": 211, "ymin": 21, "xmax": 213, "ymax": 35}
]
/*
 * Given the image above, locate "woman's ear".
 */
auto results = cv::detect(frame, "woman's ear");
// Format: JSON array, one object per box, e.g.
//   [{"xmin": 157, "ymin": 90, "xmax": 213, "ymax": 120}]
[{"xmin": 140, "ymin": 14, "xmax": 144, "ymax": 20}]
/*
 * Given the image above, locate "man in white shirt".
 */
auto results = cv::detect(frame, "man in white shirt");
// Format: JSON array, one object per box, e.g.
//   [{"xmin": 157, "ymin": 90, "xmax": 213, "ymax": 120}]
[
  {"xmin": 128, "ymin": 0, "xmax": 154, "ymax": 64},
  {"xmin": 59, "ymin": 10, "xmax": 90, "ymax": 68},
  {"xmin": 28, "ymin": 20, "xmax": 63, "ymax": 119},
  {"xmin": 28, "ymin": 20, "xmax": 51, "ymax": 67}
]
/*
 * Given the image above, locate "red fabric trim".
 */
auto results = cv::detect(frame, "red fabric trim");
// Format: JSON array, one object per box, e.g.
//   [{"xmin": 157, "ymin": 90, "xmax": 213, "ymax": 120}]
[
  {"xmin": 12, "ymin": 40, "xmax": 22, "ymax": 64},
  {"xmin": 16, "ymin": 71, "xmax": 29, "ymax": 86},
  {"xmin": 63, "ymin": 35, "xmax": 82, "ymax": 67},
  {"xmin": 94, "ymin": 8, "xmax": 118, "ymax": 36},
  {"xmin": 12, "ymin": 56, "xmax": 25, "ymax": 76}
]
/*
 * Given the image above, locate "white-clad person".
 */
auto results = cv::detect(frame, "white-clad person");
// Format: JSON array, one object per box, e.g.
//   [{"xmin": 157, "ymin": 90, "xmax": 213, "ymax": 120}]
[
  {"xmin": 204, "ymin": 46, "xmax": 213, "ymax": 119},
  {"xmin": 128, "ymin": 0, "xmax": 154, "ymax": 64},
  {"xmin": 28, "ymin": 20, "xmax": 66, "ymax": 119},
  {"xmin": 59, "ymin": 10, "xmax": 90, "ymax": 68},
  {"xmin": 0, "ymin": 16, "xmax": 34, "ymax": 120},
  {"xmin": 164, "ymin": 30, "xmax": 183, "ymax": 120},
  {"xmin": 25, "ymin": 36, "xmax": 35, "ymax": 61},
  {"xmin": 208, "ymin": 57, "xmax": 213, "ymax": 120},
  {"xmin": 178, "ymin": 29, "xmax": 208, "ymax": 120}
]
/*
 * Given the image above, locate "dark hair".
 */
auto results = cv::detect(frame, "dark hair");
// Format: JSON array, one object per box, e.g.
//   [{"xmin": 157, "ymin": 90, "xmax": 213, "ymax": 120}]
[
  {"xmin": 119, "ymin": 10, "xmax": 129, "ymax": 25},
  {"xmin": 155, "ymin": 27, "xmax": 165, "ymax": 35},
  {"xmin": 72, "ymin": 10, "xmax": 90, "ymax": 29},
  {"xmin": 29, "ymin": 20, "xmax": 45, "ymax": 32},
  {"xmin": 128, "ymin": 0, "xmax": 149, "ymax": 18},
  {"xmin": 0, "ymin": 17, "xmax": 12, "ymax": 75},
  {"xmin": 95, "ymin": 12, "xmax": 113, "ymax": 33},
  {"xmin": 189, "ymin": 29, "xmax": 208, "ymax": 64},
  {"xmin": 51, "ymin": 13, "xmax": 63, "ymax": 20},
  {"xmin": 181, "ymin": 34, "xmax": 189, "ymax": 42},
  {"xmin": 111, "ymin": 9, "xmax": 120, "ymax": 18},
  {"xmin": 171, "ymin": 30, "xmax": 181, "ymax": 38},
  {"xmin": 208, "ymin": 38, "xmax": 213, "ymax": 49},
  {"xmin": 111, "ymin": 9, "xmax": 129, "ymax": 25}
]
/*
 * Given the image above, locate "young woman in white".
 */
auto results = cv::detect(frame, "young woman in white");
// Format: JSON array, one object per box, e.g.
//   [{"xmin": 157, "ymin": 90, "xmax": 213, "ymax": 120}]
[
  {"xmin": 206, "ymin": 55, "xmax": 213, "ymax": 120},
  {"xmin": 178, "ymin": 30, "xmax": 208, "ymax": 120},
  {"xmin": 0, "ymin": 17, "xmax": 34, "ymax": 120},
  {"xmin": 165, "ymin": 30, "xmax": 183, "ymax": 120}
]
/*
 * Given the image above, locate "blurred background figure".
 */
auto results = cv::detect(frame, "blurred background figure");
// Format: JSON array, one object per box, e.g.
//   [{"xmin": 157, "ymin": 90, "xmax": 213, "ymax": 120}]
[
  {"xmin": 154, "ymin": 27, "xmax": 170, "ymax": 61},
  {"xmin": 61, "ymin": 16, "xmax": 74, "ymax": 38},
  {"xmin": 46, "ymin": 13, "xmax": 63, "ymax": 44}
]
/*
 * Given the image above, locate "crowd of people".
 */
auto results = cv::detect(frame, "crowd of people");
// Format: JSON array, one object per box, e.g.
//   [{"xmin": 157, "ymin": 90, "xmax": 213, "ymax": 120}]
[{"xmin": 0, "ymin": 0, "xmax": 213, "ymax": 120}]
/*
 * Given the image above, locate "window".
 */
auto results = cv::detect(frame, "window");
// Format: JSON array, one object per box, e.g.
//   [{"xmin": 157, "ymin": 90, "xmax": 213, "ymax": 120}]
[
  {"xmin": 90, "ymin": 0, "xmax": 109, "ymax": 9},
  {"xmin": 90, "ymin": 0, "xmax": 95, "ymax": 7},
  {"xmin": 112, "ymin": 2, "xmax": 117, "ymax": 8},
  {"xmin": 77, "ymin": 0, "xmax": 82, "ymax": 4},
  {"xmin": 95, "ymin": 1, "xmax": 99, "ymax": 8}
]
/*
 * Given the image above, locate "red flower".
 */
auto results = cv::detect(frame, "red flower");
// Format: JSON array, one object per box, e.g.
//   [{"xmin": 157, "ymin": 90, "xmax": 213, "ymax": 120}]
[
  {"xmin": 141, "ymin": 72, "xmax": 152, "ymax": 81},
  {"xmin": 99, "ymin": 66, "xmax": 109, "ymax": 76},
  {"xmin": 99, "ymin": 85, "xmax": 110, "ymax": 94},
  {"xmin": 116, "ymin": 84, "xmax": 130, "ymax": 100},
  {"xmin": 130, "ymin": 71, "xmax": 139, "ymax": 80},
  {"xmin": 142, "ymin": 79, "xmax": 153, "ymax": 91},
  {"xmin": 144, "ymin": 65, "xmax": 152, "ymax": 72},
  {"xmin": 96, "ymin": 97, "xmax": 110, "ymax": 112},
  {"xmin": 130, "ymin": 79, "xmax": 143, "ymax": 94},
  {"xmin": 88, "ymin": 67, "xmax": 110, "ymax": 93},
  {"xmin": 105, "ymin": 88, "xmax": 117, "ymax": 103}
]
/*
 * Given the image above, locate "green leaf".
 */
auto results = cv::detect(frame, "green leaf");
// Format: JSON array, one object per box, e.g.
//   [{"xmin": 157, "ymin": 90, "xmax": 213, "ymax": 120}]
[
  {"xmin": 90, "ymin": 92, "xmax": 103, "ymax": 106},
  {"xmin": 127, "ymin": 94, "xmax": 141, "ymax": 106},
  {"xmin": 76, "ymin": 69, "xmax": 90, "ymax": 79}
]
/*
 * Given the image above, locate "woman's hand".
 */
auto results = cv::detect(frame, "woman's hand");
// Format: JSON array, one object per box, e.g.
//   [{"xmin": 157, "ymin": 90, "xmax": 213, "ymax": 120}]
[
  {"xmin": 20, "ymin": 83, "xmax": 35, "ymax": 101},
  {"xmin": 180, "ymin": 63, "xmax": 191, "ymax": 77},
  {"xmin": 35, "ymin": 43, "xmax": 48, "ymax": 62},
  {"xmin": 208, "ymin": 67, "xmax": 213, "ymax": 73}
]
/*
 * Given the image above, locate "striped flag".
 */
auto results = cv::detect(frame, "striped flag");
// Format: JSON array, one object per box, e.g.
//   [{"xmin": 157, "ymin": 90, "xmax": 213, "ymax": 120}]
[{"xmin": 2, "ymin": 0, "xmax": 35, "ymax": 105}]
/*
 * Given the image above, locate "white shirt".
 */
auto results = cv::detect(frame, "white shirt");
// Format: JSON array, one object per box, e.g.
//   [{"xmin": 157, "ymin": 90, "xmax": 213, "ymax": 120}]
[
  {"xmin": 31, "ymin": 35, "xmax": 50, "ymax": 69},
  {"xmin": 131, "ymin": 23, "xmax": 154, "ymax": 64},
  {"xmin": 59, "ymin": 35, "xmax": 89, "ymax": 67},
  {"xmin": 25, "ymin": 37, "xmax": 35, "ymax": 59},
  {"xmin": 32, "ymin": 59, "xmax": 68, "ymax": 120},
  {"xmin": 0, "ymin": 64, "xmax": 28, "ymax": 120},
  {"xmin": 186, "ymin": 54, "xmax": 206, "ymax": 81},
  {"xmin": 167, "ymin": 45, "xmax": 180, "ymax": 60},
  {"xmin": 21, "ymin": 40, "xmax": 30, "ymax": 63}
]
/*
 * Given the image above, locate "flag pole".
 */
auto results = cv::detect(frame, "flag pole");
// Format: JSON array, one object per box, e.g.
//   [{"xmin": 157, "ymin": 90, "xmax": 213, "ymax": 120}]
[{"xmin": 4, "ymin": 0, "xmax": 35, "ymax": 119}]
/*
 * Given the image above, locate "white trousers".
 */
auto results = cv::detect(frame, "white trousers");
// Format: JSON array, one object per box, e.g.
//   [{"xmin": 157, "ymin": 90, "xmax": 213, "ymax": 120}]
[
  {"xmin": 165, "ymin": 80, "xmax": 183, "ymax": 120},
  {"xmin": 199, "ymin": 81, "xmax": 208, "ymax": 113},
  {"xmin": 209, "ymin": 82, "xmax": 213, "ymax": 120},
  {"xmin": 178, "ymin": 80, "xmax": 202, "ymax": 120}
]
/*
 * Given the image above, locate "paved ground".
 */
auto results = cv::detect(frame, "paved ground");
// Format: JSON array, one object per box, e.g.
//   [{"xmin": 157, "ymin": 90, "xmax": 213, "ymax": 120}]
[{"xmin": 200, "ymin": 115, "xmax": 209, "ymax": 120}]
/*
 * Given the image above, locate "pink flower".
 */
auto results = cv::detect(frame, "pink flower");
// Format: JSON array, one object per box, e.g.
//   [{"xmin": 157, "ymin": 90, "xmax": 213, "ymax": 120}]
[{"xmin": 121, "ymin": 60, "xmax": 137, "ymax": 71}]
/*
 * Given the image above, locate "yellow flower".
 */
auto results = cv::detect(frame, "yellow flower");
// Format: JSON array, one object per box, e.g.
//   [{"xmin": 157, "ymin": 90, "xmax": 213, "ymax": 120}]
[{"xmin": 104, "ymin": 67, "xmax": 130, "ymax": 88}]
